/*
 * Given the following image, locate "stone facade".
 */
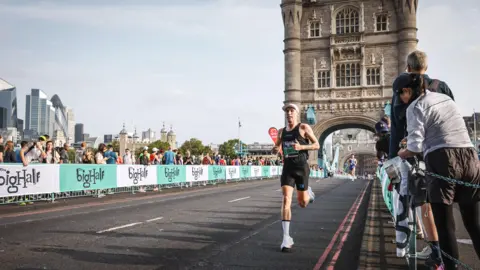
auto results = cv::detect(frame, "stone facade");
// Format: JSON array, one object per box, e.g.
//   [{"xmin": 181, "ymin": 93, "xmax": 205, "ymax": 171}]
[{"xmin": 281, "ymin": 0, "xmax": 418, "ymax": 165}]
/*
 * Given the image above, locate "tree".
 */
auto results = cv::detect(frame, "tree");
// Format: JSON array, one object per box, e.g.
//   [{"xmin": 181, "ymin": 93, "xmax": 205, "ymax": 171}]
[
  {"xmin": 148, "ymin": 140, "xmax": 170, "ymax": 152},
  {"xmin": 110, "ymin": 140, "xmax": 120, "ymax": 153},
  {"xmin": 218, "ymin": 139, "xmax": 247, "ymax": 159},
  {"xmin": 135, "ymin": 140, "xmax": 170, "ymax": 157},
  {"xmin": 179, "ymin": 138, "xmax": 210, "ymax": 156}
]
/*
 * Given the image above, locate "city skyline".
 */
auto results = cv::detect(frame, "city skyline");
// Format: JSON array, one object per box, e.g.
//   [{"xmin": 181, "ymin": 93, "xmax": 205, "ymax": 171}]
[{"xmin": 0, "ymin": 0, "xmax": 479, "ymax": 144}]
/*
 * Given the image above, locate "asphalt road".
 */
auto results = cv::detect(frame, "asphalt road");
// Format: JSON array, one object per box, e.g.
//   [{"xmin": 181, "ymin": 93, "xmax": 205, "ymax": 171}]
[{"xmin": 0, "ymin": 178, "xmax": 372, "ymax": 270}]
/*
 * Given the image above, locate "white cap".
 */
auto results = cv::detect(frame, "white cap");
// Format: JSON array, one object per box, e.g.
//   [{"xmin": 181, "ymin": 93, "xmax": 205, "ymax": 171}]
[
  {"xmin": 282, "ymin": 103, "xmax": 299, "ymax": 112},
  {"xmin": 152, "ymin": 147, "xmax": 158, "ymax": 152}
]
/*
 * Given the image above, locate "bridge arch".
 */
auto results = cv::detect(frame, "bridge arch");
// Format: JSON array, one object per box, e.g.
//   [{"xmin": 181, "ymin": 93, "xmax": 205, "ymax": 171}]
[{"xmin": 308, "ymin": 115, "xmax": 377, "ymax": 166}]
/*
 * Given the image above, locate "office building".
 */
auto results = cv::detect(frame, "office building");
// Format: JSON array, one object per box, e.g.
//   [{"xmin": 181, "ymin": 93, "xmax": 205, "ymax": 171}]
[{"xmin": 25, "ymin": 89, "xmax": 55, "ymax": 137}]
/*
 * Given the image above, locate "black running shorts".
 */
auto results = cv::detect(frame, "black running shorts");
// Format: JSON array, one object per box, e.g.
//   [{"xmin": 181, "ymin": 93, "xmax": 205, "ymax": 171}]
[{"xmin": 280, "ymin": 164, "xmax": 310, "ymax": 191}]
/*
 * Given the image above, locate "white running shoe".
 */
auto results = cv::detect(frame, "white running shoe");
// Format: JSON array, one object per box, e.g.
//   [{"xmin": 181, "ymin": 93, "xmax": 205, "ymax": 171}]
[
  {"xmin": 281, "ymin": 236, "xmax": 294, "ymax": 252},
  {"xmin": 307, "ymin": 187, "xmax": 315, "ymax": 203},
  {"xmin": 416, "ymin": 245, "xmax": 432, "ymax": 260}
]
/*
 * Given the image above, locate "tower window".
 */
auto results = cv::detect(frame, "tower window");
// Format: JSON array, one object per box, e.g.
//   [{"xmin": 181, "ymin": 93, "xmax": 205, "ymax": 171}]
[
  {"xmin": 336, "ymin": 8, "xmax": 359, "ymax": 35},
  {"xmin": 310, "ymin": 22, "xmax": 320, "ymax": 37},
  {"xmin": 317, "ymin": 71, "xmax": 330, "ymax": 88},
  {"xmin": 376, "ymin": 15, "xmax": 387, "ymax": 32},
  {"xmin": 335, "ymin": 63, "xmax": 360, "ymax": 87},
  {"xmin": 366, "ymin": 68, "xmax": 381, "ymax": 85}
]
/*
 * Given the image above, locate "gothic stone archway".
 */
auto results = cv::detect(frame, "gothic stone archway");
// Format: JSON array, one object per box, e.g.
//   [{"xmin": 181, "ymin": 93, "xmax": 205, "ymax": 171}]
[{"xmin": 308, "ymin": 115, "xmax": 378, "ymax": 165}]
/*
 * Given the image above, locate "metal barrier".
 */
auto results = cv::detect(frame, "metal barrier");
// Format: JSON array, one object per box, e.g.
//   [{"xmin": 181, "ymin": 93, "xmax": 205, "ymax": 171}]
[
  {"xmin": 0, "ymin": 164, "xmax": 324, "ymax": 206},
  {"xmin": 377, "ymin": 162, "xmax": 478, "ymax": 270}
]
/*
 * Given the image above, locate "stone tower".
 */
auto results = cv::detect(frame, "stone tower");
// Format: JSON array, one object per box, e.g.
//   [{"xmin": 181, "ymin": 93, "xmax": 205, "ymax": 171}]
[
  {"xmin": 160, "ymin": 122, "xmax": 167, "ymax": 142},
  {"xmin": 281, "ymin": 0, "xmax": 303, "ymax": 121},
  {"xmin": 167, "ymin": 125, "xmax": 177, "ymax": 149},
  {"xmin": 280, "ymin": 0, "xmax": 418, "ymax": 166},
  {"xmin": 119, "ymin": 123, "xmax": 128, "ymax": 156},
  {"xmin": 395, "ymin": 0, "xmax": 419, "ymax": 73}
]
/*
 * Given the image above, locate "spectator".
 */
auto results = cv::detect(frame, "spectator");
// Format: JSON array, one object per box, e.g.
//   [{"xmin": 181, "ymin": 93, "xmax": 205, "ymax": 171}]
[
  {"xmin": 398, "ymin": 73, "xmax": 480, "ymax": 268},
  {"xmin": 0, "ymin": 135, "xmax": 3, "ymax": 163},
  {"xmin": 163, "ymin": 146, "xmax": 176, "ymax": 165},
  {"xmin": 75, "ymin": 142, "xmax": 86, "ymax": 163},
  {"xmin": 3, "ymin": 140, "xmax": 16, "ymax": 163},
  {"xmin": 59, "ymin": 143, "xmax": 70, "ymax": 163},
  {"xmin": 123, "ymin": 149, "xmax": 133, "ymax": 164},
  {"xmin": 41, "ymin": 141, "xmax": 60, "ymax": 164},
  {"xmin": 104, "ymin": 145, "xmax": 117, "ymax": 164}
]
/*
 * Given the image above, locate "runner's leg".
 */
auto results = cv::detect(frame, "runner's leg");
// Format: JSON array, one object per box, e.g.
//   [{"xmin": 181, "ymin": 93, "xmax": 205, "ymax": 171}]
[{"xmin": 280, "ymin": 172, "xmax": 295, "ymax": 251}]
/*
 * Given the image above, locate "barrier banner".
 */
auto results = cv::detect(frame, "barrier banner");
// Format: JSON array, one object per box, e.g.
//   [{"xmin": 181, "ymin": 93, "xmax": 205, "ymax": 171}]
[
  {"xmin": 226, "ymin": 166, "xmax": 240, "ymax": 180},
  {"xmin": 158, "ymin": 165, "xmax": 186, "ymax": 184},
  {"xmin": 60, "ymin": 164, "xmax": 117, "ymax": 192},
  {"xmin": 186, "ymin": 165, "xmax": 208, "ymax": 182},
  {"xmin": 208, "ymin": 166, "xmax": 226, "ymax": 180},
  {"xmin": 250, "ymin": 166, "xmax": 261, "ymax": 178},
  {"xmin": 262, "ymin": 166, "xmax": 271, "ymax": 178},
  {"xmin": 270, "ymin": 166, "xmax": 278, "ymax": 176},
  {"xmin": 116, "ymin": 165, "xmax": 157, "ymax": 187},
  {"xmin": 0, "ymin": 164, "xmax": 60, "ymax": 196},
  {"xmin": 240, "ymin": 166, "xmax": 251, "ymax": 179}
]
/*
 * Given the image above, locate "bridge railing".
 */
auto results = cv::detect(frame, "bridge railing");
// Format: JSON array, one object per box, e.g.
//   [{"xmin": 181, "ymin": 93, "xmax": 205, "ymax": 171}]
[{"xmin": 0, "ymin": 164, "xmax": 324, "ymax": 205}]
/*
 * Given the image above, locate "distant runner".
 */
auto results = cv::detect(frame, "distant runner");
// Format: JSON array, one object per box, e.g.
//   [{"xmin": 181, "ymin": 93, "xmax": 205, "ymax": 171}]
[
  {"xmin": 347, "ymin": 154, "xmax": 357, "ymax": 180},
  {"xmin": 273, "ymin": 103, "xmax": 319, "ymax": 252}
]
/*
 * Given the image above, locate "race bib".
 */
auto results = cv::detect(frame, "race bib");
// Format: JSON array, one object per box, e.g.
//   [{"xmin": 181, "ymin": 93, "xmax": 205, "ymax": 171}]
[{"xmin": 283, "ymin": 141, "xmax": 299, "ymax": 157}]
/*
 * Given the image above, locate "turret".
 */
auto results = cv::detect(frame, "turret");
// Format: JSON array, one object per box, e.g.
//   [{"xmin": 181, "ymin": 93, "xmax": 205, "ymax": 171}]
[
  {"xmin": 281, "ymin": 0, "xmax": 302, "ymax": 113},
  {"xmin": 160, "ymin": 122, "xmax": 167, "ymax": 142},
  {"xmin": 395, "ymin": 0, "xmax": 419, "ymax": 73}
]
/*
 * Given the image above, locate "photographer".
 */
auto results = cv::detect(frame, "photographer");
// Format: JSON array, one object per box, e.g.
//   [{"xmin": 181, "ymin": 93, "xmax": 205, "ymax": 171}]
[{"xmin": 398, "ymin": 74, "xmax": 480, "ymax": 269}]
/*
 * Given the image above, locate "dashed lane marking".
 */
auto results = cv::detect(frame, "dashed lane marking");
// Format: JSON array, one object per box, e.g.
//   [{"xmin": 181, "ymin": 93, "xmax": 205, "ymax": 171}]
[
  {"xmin": 97, "ymin": 222, "xmax": 143, "ymax": 234},
  {"xmin": 228, "ymin": 196, "xmax": 251, "ymax": 203}
]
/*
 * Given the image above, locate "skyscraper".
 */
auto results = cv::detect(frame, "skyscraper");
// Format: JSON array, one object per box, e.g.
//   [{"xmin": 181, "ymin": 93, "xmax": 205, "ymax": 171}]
[
  {"xmin": 25, "ymin": 89, "xmax": 55, "ymax": 137},
  {"xmin": 75, "ymin": 123, "xmax": 84, "ymax": 143},
  {"xmin": 67, "ymin": 108, "xmax": 75, "ymax": 145},
  {"xmin": 0, "ymin": 78, "xmax": 18, "ymax": 129}
]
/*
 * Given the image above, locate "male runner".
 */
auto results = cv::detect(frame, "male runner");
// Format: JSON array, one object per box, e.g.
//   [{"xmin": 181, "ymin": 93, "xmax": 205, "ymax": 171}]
[{"xmin": 272, "ymin": 103, "xmax": 319, "ymax": 252}]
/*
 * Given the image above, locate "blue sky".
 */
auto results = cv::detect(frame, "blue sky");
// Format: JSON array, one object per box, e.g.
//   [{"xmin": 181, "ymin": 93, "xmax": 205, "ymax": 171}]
[{"xmin": 0, "ymin": 0, "xmax": 479, "ymax": 145}]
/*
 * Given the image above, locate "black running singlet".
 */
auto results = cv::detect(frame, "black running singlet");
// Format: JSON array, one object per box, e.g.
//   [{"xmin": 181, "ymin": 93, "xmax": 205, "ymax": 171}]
[{"xmin": 281, "ymin": 124, "xmax": 309, "ymax": 166}]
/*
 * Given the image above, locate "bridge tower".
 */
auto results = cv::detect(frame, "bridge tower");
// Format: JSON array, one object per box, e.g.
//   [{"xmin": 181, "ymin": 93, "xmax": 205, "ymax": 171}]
[{"xmin": 281, "ymin": 0, "xmax": 419, "ymax": 165}]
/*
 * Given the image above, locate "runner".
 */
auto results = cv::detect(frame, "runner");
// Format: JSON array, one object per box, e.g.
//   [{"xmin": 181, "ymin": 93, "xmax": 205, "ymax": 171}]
[
  {"xmin": 272, "ymin": 103, "xmax": 319, "ymax": 252},
  {"xmin": 347, "ymin": 154, "xmax": 357, "ymax": 181}
]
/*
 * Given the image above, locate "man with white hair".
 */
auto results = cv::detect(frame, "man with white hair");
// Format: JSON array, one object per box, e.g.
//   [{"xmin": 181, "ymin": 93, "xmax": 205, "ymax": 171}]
[{"xmin": 273, "ymin": 103, "xmax": 319, "ymax": 252}]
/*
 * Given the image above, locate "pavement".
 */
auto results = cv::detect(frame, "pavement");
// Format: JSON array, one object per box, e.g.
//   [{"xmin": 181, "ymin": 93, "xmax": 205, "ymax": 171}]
[
  {"xmin": 0, "ymin": 177, "xmax": 373, "ymax": 270},
  {"xmin": 358, "ymin": 178, "xmax": 480, "ymax": 270}
]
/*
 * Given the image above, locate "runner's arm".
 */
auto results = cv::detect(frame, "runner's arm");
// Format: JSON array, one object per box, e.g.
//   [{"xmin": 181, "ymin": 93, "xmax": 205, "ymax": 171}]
[{"xmin": 301, "ymin": 124, "xmax": 320, "ymax": 150}]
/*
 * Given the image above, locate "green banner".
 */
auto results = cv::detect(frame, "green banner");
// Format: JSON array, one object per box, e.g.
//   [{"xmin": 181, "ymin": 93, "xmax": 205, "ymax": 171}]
[
  {"xmin": 60, "ymin": 164, "xmax": 117, "ymax": 192},
  {"xmin": 262, "ymin": 166, "xmax": 271, "ymax": 178},
  {"xmin": 240, "ymin": 166, "xmax": 251, "ymax": 179},
  {"xmin": 208, "ymin": 166, "xmax": 226, "ymax": 180},
  {"xmin": 158, "ymin": 165, "xmax": 186, "ymax": 184}
]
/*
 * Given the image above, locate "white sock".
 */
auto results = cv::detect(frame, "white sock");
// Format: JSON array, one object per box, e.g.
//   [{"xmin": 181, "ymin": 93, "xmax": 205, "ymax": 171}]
[{"xmin": 282, "ymin": 220, "xmax": 290, "ymax": 238}]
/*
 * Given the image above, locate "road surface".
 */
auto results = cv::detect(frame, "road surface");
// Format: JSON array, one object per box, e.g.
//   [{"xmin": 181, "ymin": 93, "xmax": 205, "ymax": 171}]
[{"xmin": 0, "ymin": 178, "xmax": 372, "ymax": 270}]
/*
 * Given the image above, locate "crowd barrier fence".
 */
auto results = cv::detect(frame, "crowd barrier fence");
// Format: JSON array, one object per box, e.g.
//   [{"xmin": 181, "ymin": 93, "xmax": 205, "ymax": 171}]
[{"xmin": 0, "ymin": 164, "xmax": 324, "ymax": 205}]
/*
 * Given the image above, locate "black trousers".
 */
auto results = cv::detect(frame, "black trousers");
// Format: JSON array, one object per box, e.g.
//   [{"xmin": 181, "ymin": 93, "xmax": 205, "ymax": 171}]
[{"xmin": 431, "ymin": 202, "xmax": 480, "ymax": 269}]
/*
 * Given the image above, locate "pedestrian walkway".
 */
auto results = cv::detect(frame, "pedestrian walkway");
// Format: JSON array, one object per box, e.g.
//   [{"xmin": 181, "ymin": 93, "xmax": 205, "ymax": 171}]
[{"xmin": 359, "ymin": 177, "xmax": 479, "ymax": 270}]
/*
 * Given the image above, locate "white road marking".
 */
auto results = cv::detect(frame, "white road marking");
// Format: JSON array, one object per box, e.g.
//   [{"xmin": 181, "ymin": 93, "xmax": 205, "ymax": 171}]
[
  {"xmin": 276, "ymin": 189, "xmax": 281, "ymax": 191},
  {"xmin": 457, "ymin": 239, "xmax": 473, "ymax": 245},
  {"xmin": 228, "ymin": 196, "xmax": 251, "ymax": 203},
  {"xmin": 97, "ymin": 222, "xmax": 143, "ymax": 234},
  {"xmin": 316, "ymin": 180, "xmax": 321, "ymax": 183},
  {"xmin": 146, "ymin": 217, "xmax": 163, "ymax": 223}
]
